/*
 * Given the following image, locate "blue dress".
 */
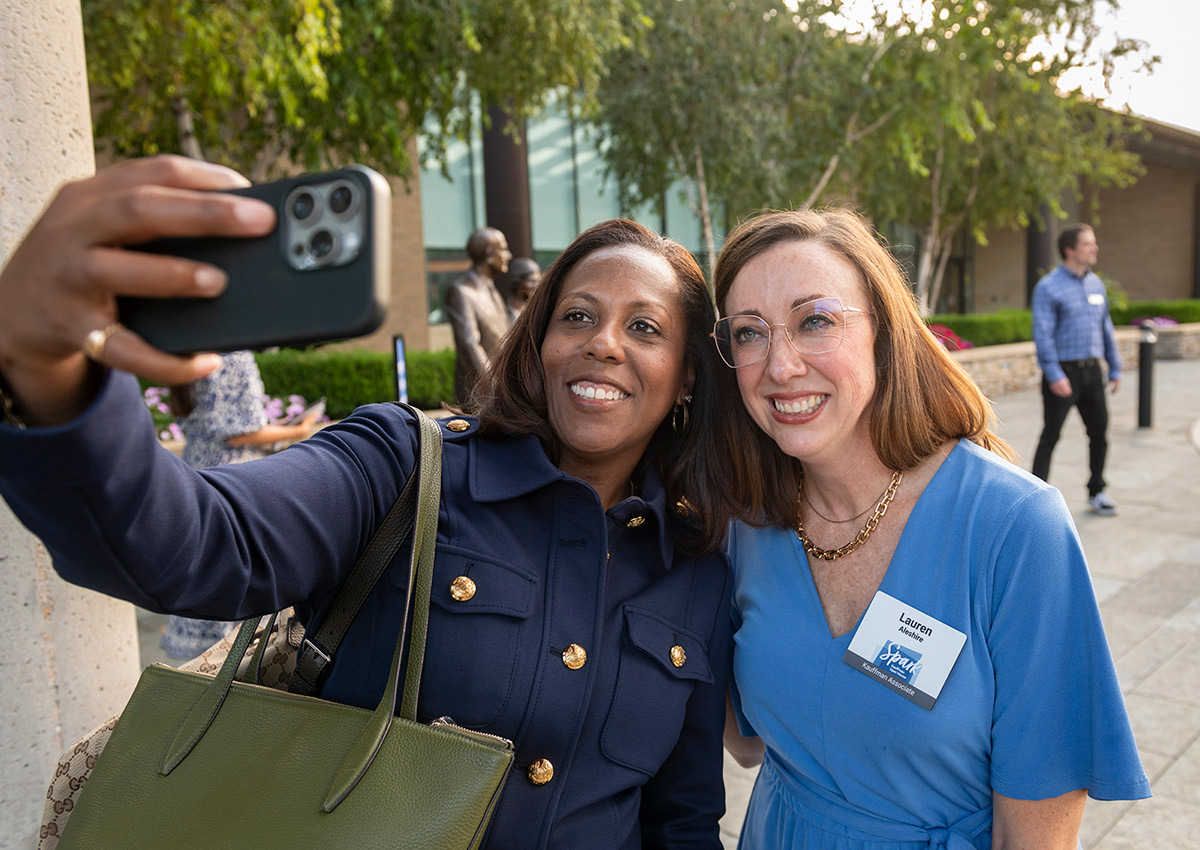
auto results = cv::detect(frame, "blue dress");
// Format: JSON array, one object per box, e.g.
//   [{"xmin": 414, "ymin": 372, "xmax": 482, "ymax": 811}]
[
  {"xmin": 727, "ymin": 440, "xmax": 1150, "ymax": 849},
  {"xmin": 162, "ymin": 351, "xmax": 269, "ymax": 658}
]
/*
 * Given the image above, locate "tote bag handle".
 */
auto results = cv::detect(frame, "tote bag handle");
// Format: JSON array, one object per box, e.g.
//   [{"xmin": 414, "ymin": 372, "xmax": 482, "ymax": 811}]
[{"xmin": 157, "ymin": 407, "xmax": 444, "ymax": 813}]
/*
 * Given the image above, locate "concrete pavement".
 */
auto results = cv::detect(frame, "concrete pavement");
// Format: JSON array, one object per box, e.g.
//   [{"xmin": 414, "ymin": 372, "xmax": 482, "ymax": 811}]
[{"xmin": 719, "ymin": 358, "xmax": 1200, "ymax": 849}]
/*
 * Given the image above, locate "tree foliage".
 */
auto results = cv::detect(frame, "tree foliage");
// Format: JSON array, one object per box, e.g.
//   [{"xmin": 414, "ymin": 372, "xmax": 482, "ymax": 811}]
[
  {"xmin": 592, "ymin": 0, "xmax": 1149, "ymax": 311},
  {"xmin": 591, "ymin": 0, "xmax": 886, "ymax": 264},
  {"xmin": 83, "ymin": 0, "xmax": 637, "ymax": 180},
  {"xmin": 847, "ymin": 0, "xmax": 1148, "ymax": 313}
]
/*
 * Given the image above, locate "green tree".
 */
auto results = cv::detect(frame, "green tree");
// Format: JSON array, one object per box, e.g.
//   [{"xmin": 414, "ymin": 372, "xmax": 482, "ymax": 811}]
[
  {"xmin": 847, "ymin": 0, "xmax": 1150, "ymax": 314},
  {"xmin": 83, "ymin": 0, "xmax": 637, "ymax": 180},
  {"xmin": 591, "ymin": 0, "xmax": 914, "ymax": 266},
  {"xmin": 590, "ymin": 0, "xmax": 776, "ymax": 265}
]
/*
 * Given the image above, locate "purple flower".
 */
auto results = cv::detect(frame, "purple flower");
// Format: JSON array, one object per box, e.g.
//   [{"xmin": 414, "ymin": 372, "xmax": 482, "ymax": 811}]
[{"xmin": 1132, "ymin": 315, "xmax": 1178, "ymax": 328}]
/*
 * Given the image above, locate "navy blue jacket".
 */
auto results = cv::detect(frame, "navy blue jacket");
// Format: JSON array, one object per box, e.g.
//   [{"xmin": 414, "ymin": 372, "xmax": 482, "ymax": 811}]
[{"xmin": 0, "ymin": 371, "xmax": 732, "ymax": 850}]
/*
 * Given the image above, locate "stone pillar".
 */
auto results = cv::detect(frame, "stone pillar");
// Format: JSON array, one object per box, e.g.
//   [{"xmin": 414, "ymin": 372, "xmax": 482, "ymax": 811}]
[
  {"xmin": 0, "ymin": 3, "xmax": 142, "ymax": 847},
  {"xmin": 482, "ymin": 104, "xmax": 533, "ymax": 259},
  {"xmin": 1025, "ymin": 202, "xmax": 1054, "ymax": 306}
]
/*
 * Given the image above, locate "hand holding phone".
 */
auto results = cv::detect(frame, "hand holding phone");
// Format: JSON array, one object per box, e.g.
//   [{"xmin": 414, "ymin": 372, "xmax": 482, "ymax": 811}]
[
  {"xmin": 0, "ymin": 156, "xmax": 279, "ymax": 426},
  {"xmin": 120, "ymin": 166, "xmax": 392, "ymax": 354}
]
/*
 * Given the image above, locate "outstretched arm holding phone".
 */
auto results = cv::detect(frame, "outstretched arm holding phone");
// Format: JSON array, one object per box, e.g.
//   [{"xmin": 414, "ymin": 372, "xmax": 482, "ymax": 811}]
[{"xmin": 0, "ymin": 156, "xmax": 275, "ymax": 426}]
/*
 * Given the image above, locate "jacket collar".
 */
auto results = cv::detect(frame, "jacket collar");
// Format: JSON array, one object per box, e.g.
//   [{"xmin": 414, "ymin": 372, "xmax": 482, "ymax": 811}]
[
  {"xmin": 468, "ymin": 431, "xmax": 679, "ymax": 571},
  {"xmin": 468, "ymin": 431, "xmax": 563, "ymax": 502}
]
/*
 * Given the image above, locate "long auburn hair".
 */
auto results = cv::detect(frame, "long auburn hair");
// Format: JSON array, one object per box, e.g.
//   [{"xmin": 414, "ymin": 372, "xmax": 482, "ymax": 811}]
[
  {"xmin": 711, "ymin": 208, "xmax": 1016, "ymax": 529},
  {"xmin": 472, "ymin": 218, "xmax": 734, "ymax": 556}
]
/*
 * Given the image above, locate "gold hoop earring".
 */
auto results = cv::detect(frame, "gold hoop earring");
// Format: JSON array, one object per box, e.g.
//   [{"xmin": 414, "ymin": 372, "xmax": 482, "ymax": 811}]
[{"xmin": 672, "ymin": 394, "xmax": 692, "ymax": 435}]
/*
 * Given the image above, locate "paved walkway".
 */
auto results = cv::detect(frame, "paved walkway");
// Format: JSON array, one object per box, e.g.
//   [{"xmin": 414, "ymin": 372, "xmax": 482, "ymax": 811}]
[
  {"xmin": 136, "ymin": 360, "xmax": 1200, "ymax": 848},
  {"xmin": 719, "ymin": 358, "xmax": 1200, "ymax": 849}
]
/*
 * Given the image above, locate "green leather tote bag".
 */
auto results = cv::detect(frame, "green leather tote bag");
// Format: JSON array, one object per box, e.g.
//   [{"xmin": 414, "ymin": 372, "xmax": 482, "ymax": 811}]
[{"xmin": 57, "ymin": 408, "xmax": 513, "ymax": 850}]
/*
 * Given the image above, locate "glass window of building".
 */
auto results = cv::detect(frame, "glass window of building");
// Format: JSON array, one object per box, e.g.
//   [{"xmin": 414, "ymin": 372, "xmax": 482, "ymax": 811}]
[
  {"xmin": 419, "ymin": 104, "xmax": 485, "ymax": 324},
  {"xmin": 528, "ymin": 98, "xmax": 580, "ymax": 256},
  {"xmin": 418, "ymin": 92, "xmax": 715, "ymax": 325}
]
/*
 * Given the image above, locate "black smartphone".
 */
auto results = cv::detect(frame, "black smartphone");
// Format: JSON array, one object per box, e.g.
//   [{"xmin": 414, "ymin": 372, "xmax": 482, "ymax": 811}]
[{"xmin": 119, "ymin": 165, "xmax": 391, "ymax": 354}]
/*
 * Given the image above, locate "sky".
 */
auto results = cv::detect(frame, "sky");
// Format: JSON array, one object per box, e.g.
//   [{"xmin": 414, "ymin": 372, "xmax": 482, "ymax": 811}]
[{"xmin": 1057, "ymin": 0, "xmax": 1200, "ymax": 132}]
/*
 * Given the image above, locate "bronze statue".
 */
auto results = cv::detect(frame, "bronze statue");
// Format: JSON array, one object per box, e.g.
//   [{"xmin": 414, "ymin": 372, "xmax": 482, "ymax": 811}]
[
  {"xmin": 446, "ymin": 227, "xmax": 512, "ymax": 404},
  {"xmin": 498, "ymin": 257, "xmax": 541, "ymax": 321}
]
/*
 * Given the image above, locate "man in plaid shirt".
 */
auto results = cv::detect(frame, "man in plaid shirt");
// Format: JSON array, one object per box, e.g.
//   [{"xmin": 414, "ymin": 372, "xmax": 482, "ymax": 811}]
[{"xmin": 1031, "ymin": 223, "xmax": 1122, "ymax": 516}]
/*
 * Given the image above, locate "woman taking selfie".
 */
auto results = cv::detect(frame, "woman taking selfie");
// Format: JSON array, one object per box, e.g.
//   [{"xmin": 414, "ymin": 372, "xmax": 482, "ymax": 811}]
[
  {"xmin": 0, "ymin": 156, "xmax": 735, "ymax": 849},
  {"xmin": 712, "ymin": 209, "xmax": 1149, "ymax": 849}
]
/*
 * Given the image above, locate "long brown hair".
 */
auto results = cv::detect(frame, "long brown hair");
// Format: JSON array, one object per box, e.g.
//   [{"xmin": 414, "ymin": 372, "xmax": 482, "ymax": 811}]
[
  {"xmin": 711, "ymin": 208, "xmax": 1016, "ymax": 529},
  {"xmin": 472, "ymin": 219, "xmax": 734, "ymax": 556}
]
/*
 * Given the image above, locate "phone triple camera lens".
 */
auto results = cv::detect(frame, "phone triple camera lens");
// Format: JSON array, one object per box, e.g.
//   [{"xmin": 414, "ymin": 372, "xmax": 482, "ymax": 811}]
[
  {"xmin": 283, "ymin": 175, "xmax": 364, "ymax": 270},
  {"xmin": 291, "ymin": 191, "xmax": 317, "ymax": 221},
  {"xmin": 309, "ymin": 230, "xmax": 335, "ymax": 260},
  {"xmin": 329, "ymin": 185, "xmax": 355, "ymax": 215}
]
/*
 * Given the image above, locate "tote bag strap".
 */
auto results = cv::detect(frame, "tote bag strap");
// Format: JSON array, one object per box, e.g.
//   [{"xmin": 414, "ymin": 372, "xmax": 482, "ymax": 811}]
[
  {"xmin": 291, "ymin": 401, "xmax": 427, "ymax": 696},
  {"xmin": 159, "ymin": 407, "xmax": 445, "ymax": 815}
]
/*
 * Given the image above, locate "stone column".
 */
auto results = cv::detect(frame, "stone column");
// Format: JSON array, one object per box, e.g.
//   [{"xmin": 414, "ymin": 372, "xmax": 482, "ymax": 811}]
[
  {"xmin": 1025, "ymin": 202, "xmax": 1054, "ymax": 306},
  {"xmin": 0, "ymin": 3, "xmax": 142, "ymax": 847},
  {"xmin": 482, "ymin": 104, "xmax": 533, "ymax": 259}
]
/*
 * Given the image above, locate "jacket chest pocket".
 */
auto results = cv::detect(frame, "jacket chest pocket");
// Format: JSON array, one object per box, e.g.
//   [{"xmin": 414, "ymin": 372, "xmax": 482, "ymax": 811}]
[
  {"xmin": 601, "ymin": 605, "xmax": 713, "ymax": 776},
  {"xmin": 399, "ymin": 543, "xmax": 538, "ymax": 728}
]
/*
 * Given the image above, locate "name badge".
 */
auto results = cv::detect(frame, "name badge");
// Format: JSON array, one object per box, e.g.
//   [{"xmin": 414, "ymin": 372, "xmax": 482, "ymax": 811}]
[
  {"xmin": 1087, "ymin": 293, "xmax": 1106, "ymax": 306},
  {"xmin": 843, "ymin": 591, "xmax": 966, "ymax": 710}
]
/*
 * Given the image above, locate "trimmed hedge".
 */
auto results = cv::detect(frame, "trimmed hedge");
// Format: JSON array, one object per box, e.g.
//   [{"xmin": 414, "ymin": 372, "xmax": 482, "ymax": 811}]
[
  {"xmin": 405, "ymin": 348, "xmax": 457, "ymax": 411},
  {"xmin": 136, "ymin": 348, "xmax": 456, "ymax": 420},
  {"xmin": 1110, "ymin": 299, "xmax": 1200, "ymax": 326},
  {"xmin": 254, "ymin": 348, "xmax": 455, "ymax": 417},
  {"xmin": 927, "ymin": 309, "xmax": 1032, "ymax": 347},
  {"xmin": 929, "ymin": 299, "xmax": 1200, "ymax": 348}
]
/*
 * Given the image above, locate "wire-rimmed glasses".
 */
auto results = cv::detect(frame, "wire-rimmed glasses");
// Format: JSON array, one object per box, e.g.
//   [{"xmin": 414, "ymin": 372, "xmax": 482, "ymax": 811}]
[{"xmin": 711, "ymin": 296, "xmax": 870, "ymax": 368}]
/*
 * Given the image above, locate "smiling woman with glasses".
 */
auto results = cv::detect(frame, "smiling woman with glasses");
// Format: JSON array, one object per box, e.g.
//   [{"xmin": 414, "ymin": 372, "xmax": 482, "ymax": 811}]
[
  {"xmin": 712, "ymin": 208, "xmax": 1149, "ymax": 850},
  {"xmin": 711, "ymin": 296, "xmax": 871, "ymax": 368}
]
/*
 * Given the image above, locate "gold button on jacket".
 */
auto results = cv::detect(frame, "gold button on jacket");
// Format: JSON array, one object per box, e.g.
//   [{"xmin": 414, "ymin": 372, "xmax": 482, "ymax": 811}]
[
  {"xmin": 446, "ymin": 418, "xmax": 471, "ymax": 432},
  {"xmin": 625, "ymin": 516, "xmax": 645, "ymax": 528},
  {"xmin": 670, "ymin": 645, "xmax": 686, "ymax": 668},
  {"xmin": 449, "ymin": 575, "xmax": 476, "ymax": 601},
  {"xmin": 562, "ymin": 644, "xmax": 587, "ymax": 670},
  {"xmin": 527, "ymin": 758, "xmax": 554, "ymax": 785}
]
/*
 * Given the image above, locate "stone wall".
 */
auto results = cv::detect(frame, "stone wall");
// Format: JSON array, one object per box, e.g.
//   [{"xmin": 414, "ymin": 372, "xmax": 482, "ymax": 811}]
[{"xmin": 951, "ymin": 323, "xmax": 1200, "ymax": 399}]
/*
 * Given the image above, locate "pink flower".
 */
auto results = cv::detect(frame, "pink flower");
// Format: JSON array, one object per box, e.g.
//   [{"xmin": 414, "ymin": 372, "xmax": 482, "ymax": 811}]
[{"xmin": 928, "ymin": 324, "xmax": 973, "ymax": 351}]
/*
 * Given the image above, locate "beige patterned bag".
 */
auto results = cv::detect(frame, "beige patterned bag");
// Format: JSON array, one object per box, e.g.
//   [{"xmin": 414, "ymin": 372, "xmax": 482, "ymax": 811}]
[{"xmin": 38, "ymin": 610, "xmax": 303, "ymax": 850}]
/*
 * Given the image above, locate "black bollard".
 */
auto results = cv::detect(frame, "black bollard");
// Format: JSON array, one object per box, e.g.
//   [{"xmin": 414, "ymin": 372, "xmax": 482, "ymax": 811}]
[{"xmin": 1138, "ymin": 320, "xmax": 1156, "ymax": 428}]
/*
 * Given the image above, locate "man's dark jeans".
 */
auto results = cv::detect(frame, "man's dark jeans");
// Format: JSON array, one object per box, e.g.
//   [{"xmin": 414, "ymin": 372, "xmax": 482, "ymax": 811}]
[{"xmin": 1032, "ymin": 359, "xmax": 1109, "ymax": 498}]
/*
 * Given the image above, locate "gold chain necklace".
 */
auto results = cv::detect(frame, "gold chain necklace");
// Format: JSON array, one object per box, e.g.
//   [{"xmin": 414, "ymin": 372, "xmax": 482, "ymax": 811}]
[
  {"xmin": 801, "ymin": 476, "xmax": 894, "ymax": 524},
  {"xmin": 795, "ymin": 470, "xmax": 903, "ymax": 561}
]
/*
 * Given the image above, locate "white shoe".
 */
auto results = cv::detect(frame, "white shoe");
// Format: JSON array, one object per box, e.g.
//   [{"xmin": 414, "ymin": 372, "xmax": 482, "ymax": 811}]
[{"xmin": 1087, "ymin": 492, "xmax": 1117, "ymax": 516}]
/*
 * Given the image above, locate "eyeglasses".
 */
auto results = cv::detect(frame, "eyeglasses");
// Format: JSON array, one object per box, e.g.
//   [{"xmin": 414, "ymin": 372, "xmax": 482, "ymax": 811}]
[{"xmin": 711, "ymin": 296, "xmax": 870, "ymax": 368}]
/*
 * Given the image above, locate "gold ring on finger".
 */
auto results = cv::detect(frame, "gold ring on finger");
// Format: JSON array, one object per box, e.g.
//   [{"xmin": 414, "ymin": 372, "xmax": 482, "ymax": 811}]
[{"xmin": 82, "ymin": 323, "xmax": 124, "ymax": 362}]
